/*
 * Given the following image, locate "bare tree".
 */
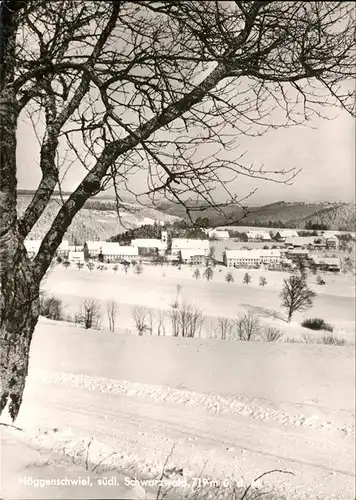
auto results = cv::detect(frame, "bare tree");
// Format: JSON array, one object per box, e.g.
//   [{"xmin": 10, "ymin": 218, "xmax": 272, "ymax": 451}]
[
  {"xmin": 243, "ymin": 272, "xmax": 251, "ymax": 285},
  {"xmin": 225, "ymin": 272, "xmax": 234, "ymax": 283},
  {"xmin": 234, "ymin": 310, "xmax": 260, "ymax": 341},
  {"xmin": 280, "ymin": 275, "xmax": 316, "ymax": 322},
  {"xmin": 87, "ymin": 261, "xmax": 94, "ymax": 272},
  {"xmin": 77, "ymin": 299, "xmax": 101, "ymax": 330},
  {"xmin": 259, "ymin": 276, "xmax": 267, "ymax": 287},
  {"xmin": 106, "ymin": 299, "xmax": 119, "ymax": 332},
  {"xmin": 147, "ymin": 308, "xmax": 154, "ymax": 336},
  {"xmin": 177, "ymin": 301, "xmax": 204, "ymax": 338},
  {"xmin": 169, "ymin": 304, "xmax": 180, "ymax": 337},
  {"xmin": 1, "ymin": 1, "xmax": 354, "ymax": 420},
  {"xmin": 204, "ymin": 266, "xmax": 214, "ymax": 282},
  {"xmin": 193, "ymin": 268, "xmax": 200, "ymax": 280},
  {"xmin": 132, "ymin": 305, "xmax": 148, "ymax": 336},
  {"xmin": 156, "ymin": 309, "xmax": 166, "ymax": 337},
  {"xmin": 134, "ymin": 263, "xmax": 143, "ymax": 275},
  {"xmin": 217, "ymin": 316, "xmax": 233, "ymax": 340}
]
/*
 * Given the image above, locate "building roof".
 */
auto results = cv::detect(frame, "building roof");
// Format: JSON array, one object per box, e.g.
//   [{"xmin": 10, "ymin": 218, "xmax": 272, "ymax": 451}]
[
  {"xmin": 312, "ymin": 256, "xmax": 341, "ymax": 266},
  {"xmin": 321, "ymin": 231, "xmax": 339, "ymax": 240},
  {"xmin": 181, "ymin": 249, "xmax": 207, "ymax": 259},
  {"xmin": 172, "ymin": 238, "xmax": 210, "ymax": 250},
  {"xmin": 102, "ymin": 243, "xmax": 138, "ymax": 256},
  {"xmin": 285, "ymin": 248, "xmax": 309, "ymax": 255},
  {"xmin": 208, "ymin": 229, "xmax": 230, "ymax": 239},
  {"xmin": 225, "ymin": 249, "xmax": 281, "ymax": 259},
  {"xmin": 246, "ymin": 230, "xmax": 271, "ymax": 240},
  {"xmin": 131, "ymin": 238, "xmax": 167, "ymax": 249},
  {"xmin": 285, "ymin": 236, "xmax": 316, "ymax": 247},
  {"xmin": 85, "ymin": 241, "xmax": 108, "ymax": 251},
  {"xmin": 277, "ymin": 230, "xmax": 299, "ymax": 238}
]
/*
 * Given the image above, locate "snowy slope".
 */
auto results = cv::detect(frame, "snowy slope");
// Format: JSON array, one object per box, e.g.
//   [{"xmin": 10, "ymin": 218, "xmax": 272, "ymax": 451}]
[{"xmin": 2, "ymin": 318, "xmax": 354, "ymax": 500}]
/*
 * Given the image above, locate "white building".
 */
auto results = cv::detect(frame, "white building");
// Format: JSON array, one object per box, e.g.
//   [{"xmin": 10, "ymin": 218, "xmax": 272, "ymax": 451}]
[
  {"xmin": 207, "ymin": 229, "xmax": 230, "ymax": 240},
  {"xmin": 24, "ymin": 239, "xmax": 42, "ymax": 258},
  {"xmin": 321, "ymin": 231, "xmax": 339, "ymax": 249},
  {"xmin": 285, "ymin": 236, "xmax": 316, "ymax": 248},
  {"xmin": 311, "ymin": 255, "xmax": 341, "ymax": 272},
  {"xmin": 101, "ymin": 243, "xmax": 139, "ymax": 263},
  {"xmin": 68, "ymin": 251, "xmax": 85, "ymax": 264},
  {"xmin": 180, "ymin": 249, "xmax": 208, "ymax": 265},
  {"xmin": 246, "ymin": 230, "xmax": 271, "ymax": 241},
  {"xmin": 131, "ymin": 231, "xmax": 168, "ymax": 256},
  {"xmin": 224, "ymin": 249, "xmax": 281, "ymax": 268},
  {"xmin": 276, "ymin": 230, "xmax": 299, "ymax": 241},
  {"xmin": 171, "ymin": 238, "xmax": 210, "ymax": 257},
  {"xmin": 131, "ymin": 238, "xmax": 167, "ymax": 255},
  {"xmin": 84, "ymin": 241, "xmax": 108, "ymax": 258}
]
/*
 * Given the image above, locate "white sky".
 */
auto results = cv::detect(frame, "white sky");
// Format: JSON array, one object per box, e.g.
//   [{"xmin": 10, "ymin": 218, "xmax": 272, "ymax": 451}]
[{"xmin": 17, "ymin": 107, "xmax": 354, "ymax": 206}]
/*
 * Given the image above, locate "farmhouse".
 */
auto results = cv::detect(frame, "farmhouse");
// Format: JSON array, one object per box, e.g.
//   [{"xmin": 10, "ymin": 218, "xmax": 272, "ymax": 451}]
[
  {"xmin": 283, "ymin": 248, "xmax": 309, "ymax": 260},
  {"xmin": 180, "ymin": 249, "xmax": 208, "ymax": 265},
  {"xmin": 224, "ymin": 249, "xmax": 281, "ymax": 268},
  {"xmin": 311, "ymin": 256, "xmax": 341, "ymax": 272},
  {"xmin": 246, "ymin": 230, "xmax": 271, "ymax": 242},
  {"xmin": 171, "ymin": 238, "xmax": 210, "ymax": 257},
  {"xmin": 83, "ymin": 241, "xmax": 107, "ymax": 258},
  {"xmin": 131, "ymin": 231, "xmax": 168, "ymax": 256},
  {"xmin": 24, "ymin": 239, "xmax": 41, "ymax": 258},
  {"xmin": 285, "ymin": 236, "xmax": 316, "ymax": 249},
  {"xmin": 207, "ymin": 229, "xmax": 230, "ymax": 240},
  {"xmin": 276, "ymin": 230, "xmax": 299, "ymax": 241},
  {"xmin": 101, "ymin": 243, "xmax": 139, "ymax": 263},
  {"xmin": 322, "ymin": 231, "xmax": 339, "ymax": 249}
]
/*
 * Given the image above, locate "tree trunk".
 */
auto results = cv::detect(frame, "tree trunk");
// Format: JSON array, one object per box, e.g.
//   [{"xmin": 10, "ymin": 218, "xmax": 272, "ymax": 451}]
[{"xmin": 0, "ymin": 247, "xmax": 40, "ymax": 422}]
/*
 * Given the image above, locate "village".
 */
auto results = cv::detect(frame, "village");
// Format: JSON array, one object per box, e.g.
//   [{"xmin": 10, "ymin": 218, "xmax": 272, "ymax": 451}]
[{"xmin": 24, "ymin": 225, "xmax": 352, "ymax": 274}]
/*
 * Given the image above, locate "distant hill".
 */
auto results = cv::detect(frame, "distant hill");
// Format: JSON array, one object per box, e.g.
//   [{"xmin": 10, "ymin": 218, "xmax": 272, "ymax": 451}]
[
  {"xmin": 17, "ymin": 193, "xmax": 179, "ymax": 244},
  {"xmin": 158, "ymin": 201, "xmax": 355, "ymax": 231}
]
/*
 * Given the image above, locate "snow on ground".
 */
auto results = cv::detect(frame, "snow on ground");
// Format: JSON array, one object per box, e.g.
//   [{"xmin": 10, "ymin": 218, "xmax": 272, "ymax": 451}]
[
  {"xmin": 1, "ymin": 426, "xmax": 148, "ymax": 499},
  {"xmin": 43, "ymin": 265, "xmax": 355, "ymax": 340},
  {"xmin": 2, "ymin": 317, "xmax": 355, "ymax": 499}
]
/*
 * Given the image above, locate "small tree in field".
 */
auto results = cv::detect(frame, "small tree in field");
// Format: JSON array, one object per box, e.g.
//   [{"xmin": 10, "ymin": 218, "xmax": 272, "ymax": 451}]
[
  {"xmin": 217, "ymin": 317, "xmax": 233, "ymax": 340},
  {"xmin": 234, "ymin": 310, "xmax": 260, "ymax": 341},
  {"xmin": 193, "ymin": 268, "xmax": 200, "ymax": 280},
  {"xmin": 204, "ymin": 266, "xmax": 214, "ymax": 282},
  {"xmin": 106, "ymin": 299, "xmax": 119, "ymax": 332},
  {"xmin": 78, "ymin": 299, "xmax": 101, "ymax": 330},
  {"xmin": 280, "ymin": 275, "xmax": 316, "ymax": 322},
  {"xmin": 87, "ymin": 262, "xmax": 94, "ymax": 272},
  {"xmin": 132, "ymin": 305, "xmax": 148, "ymax": 336},
  {"xmin": 134, "ymin": 264, "xmax": 143, "ymax": 275},
  {"xmin": 259, "ymin": 276, "xmax": 267, "ymax": 287},
  {"xmin": 225, "ymin": 272, "xmax": 234, "ymax": 283},
  {"xmin": 76, "ymin": 262, "xmax": 84, "ymax": 270},
  {"xmin": 113, "ymin": 264, "xmax": 118, "ymax": 273},
  {"xmin": 63, "ymin": 261, "xmax": 70, "ymax": 270},
  {"xmin": 122, "ymin": 261, "xmax": 130, "ymax": 274},
  {"xmin": 243, "ymin": 272, "xmax": 251, "ymax": 285}
]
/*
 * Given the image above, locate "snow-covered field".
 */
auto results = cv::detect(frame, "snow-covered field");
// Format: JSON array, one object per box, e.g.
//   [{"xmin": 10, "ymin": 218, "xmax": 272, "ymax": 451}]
[
  {"xmin": 43, "ymin": 265, "xmax": 355, "ymax": 341},
  {"xmin": 2, "ymin": 265, "xmax": 355, "ymax": 499}
]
